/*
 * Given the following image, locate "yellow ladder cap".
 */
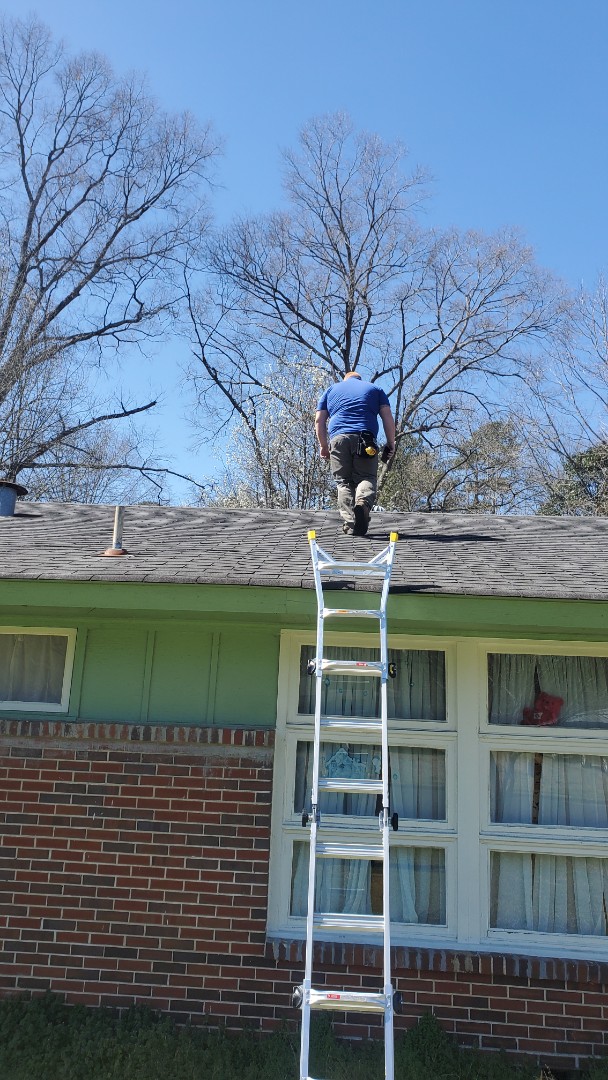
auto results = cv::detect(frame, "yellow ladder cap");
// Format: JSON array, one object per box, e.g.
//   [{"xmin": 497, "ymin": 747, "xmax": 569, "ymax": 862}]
[
  {"xmin": 308, "ymin": 530, "xmax": 316, "ymax": 540},
  {"xmin": 390, "ymin": 532, "xmax": 399, "ymax": 542}
]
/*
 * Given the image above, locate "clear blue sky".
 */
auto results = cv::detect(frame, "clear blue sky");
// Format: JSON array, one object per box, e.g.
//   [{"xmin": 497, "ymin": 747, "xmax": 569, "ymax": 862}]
[{"xmin": 3, "ymin": 0, "xmax": 607, "ymax": 498}]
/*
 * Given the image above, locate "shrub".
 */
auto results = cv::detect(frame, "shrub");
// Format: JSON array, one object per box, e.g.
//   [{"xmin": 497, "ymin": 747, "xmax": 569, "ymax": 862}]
[{"xmin": 0, "ymin": 995, "xmax": 588, "ymax": 1080}]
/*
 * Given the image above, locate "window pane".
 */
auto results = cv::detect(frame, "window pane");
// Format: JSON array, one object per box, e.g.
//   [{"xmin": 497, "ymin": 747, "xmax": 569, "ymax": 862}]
[
  {"xmin": 491, "ymin": 751, "xmax": 608, "ymax": 828},
  {"xmin": 291, "ymin": 842, "xmax": 446, "ymax": 924},
  {"xmin": 299, "ymin": 646, "xmax": 446, "ymax": 721},
  {"xmin": 0, "ymin": 634, "xmax": 68, "ymax": 704},
  {"xmin": 488, "ymin": 653, "xmax": 608, "ymax": 729},
  {"xmin": 294, "ymin": 742, "xmax": 446, "ymax": 821},
  {"xmin": 490, "ymin": 851, "xmax": 608, "ymax": 935}
]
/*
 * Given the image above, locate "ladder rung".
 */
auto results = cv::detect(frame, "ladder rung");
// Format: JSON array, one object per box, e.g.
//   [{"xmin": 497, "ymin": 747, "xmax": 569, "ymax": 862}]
[
  {"xmin": 309, "ymin": 988, "xmax": 389, "ymax": 1014},
  {"xmin": 317, "ymin": 659, "xmax": 383, "ymax": 676},
  {"xmin": 322, "ymin": 607, "xmax": 381, "ymax": 619},
  {"xmin": 316, "ymin": 841, "xmax": 384, "ymax": 860},
  {"xmin": 317, "ymin": 777, "xmax": 383, "ymax": 794},
  {"xmin": 319, "ymin": 717, "xmax": 383, "ymax": 737},
  {"xmin": 313, "ymin": 913, "xmax": 384, "ymax": 933},
  {"xmin": 317, "ymin": 561, "xmax": 388, "ymax": 570},
  {"xmin": 318, "ymin": 561, "xmax": 388, "ymax": 577}
]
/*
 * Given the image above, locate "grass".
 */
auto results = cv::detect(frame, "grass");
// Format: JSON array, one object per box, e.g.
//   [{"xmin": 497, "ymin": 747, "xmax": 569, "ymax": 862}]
[{"xmin": 0, "ymin": 994, "xmax": 598, "ymax": 1079}]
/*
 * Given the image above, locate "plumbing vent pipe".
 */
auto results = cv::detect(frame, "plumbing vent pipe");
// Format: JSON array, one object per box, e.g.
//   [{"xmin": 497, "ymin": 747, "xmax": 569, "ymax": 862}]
[
  {"xmin": 0, "ymin": 480, "xmax": 28, "ymax": 517},
  {"xmin": 102, "ymin": 505, "xmax": 128, "ymax": 556}
]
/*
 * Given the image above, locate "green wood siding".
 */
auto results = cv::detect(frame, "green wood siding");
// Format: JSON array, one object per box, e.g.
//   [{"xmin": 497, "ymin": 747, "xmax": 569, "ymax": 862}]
[
  {"xmin": 1, "ymin": 577, "xmax": 607, "ymax": 728},
  {"xmin": 79, "ymin": 626, "xmax": 148, "ymax": 722},
  {"xmin": 72, "ymin": 624, "xmax": 279, "ymax": 727},
  {"xmin": 148, "ymin": 629, "xmax": 213, "ymax": 724},
  {"xmin": 213, "ymin": 629, "xmax": 279, "ymax": 727}
]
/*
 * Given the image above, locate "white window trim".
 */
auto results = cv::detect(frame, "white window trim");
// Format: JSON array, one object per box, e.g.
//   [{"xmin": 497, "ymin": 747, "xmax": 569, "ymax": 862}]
[
  {"xmin": 268, "ymin": 630, "xmax": 608, "ymax": 961},
  {"xmin": 0, "ymin": 626, "xmax": 76, "ymax": 713}
]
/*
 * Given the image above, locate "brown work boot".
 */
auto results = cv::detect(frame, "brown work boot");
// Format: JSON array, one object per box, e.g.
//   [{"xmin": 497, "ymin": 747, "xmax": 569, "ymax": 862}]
[{"xmin": 353, "ymin": 501, "xmax": 370, "ymax": 536}]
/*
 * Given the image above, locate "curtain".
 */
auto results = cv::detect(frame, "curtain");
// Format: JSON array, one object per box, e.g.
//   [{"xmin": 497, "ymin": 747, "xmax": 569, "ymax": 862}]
[
  {"xmin": 298, "ymin": 646, "xmax": 446, "ymax": 721},
  {"xmin": 536, "ymin": 655, "xmax": 608, "ymax": 727},
  {"xmin": 490, "ymin": 751, "xmax": 535, "ymax": 824},
  {"xmin": 391, "ymin": 747, "xmax": 446, "ymax": 820},
  {"xmin": 291, "ymin": 843, "xmax": 372, "ymax": 917},
  {"xmin": 488, "ymin": 653, "xmax": 537, "ymax": 725},
  {"xmin": 0, "ymin": 633, "xmax": 67, "ymax": 704},
  {"xmin": 491, "ymin": 852, "xmax": 608, "ymax": 936},
  {"xmin": 389, "ymin": 847, "xmax": 446, "ymax": 923},
  {"xmin": 489, "ymin": 652, "xmax": 608, "ymax": 728},
  {"xmin": 291, "ymin": 843, "xmax": 446, "ymax": 925},
  {"xmin": 492, "ymin": 749, "xmax": 608, "ymax": 828},
  {"xmin": 491, "ymin": 752, "xmax": 608, "ymax": 936},
  {"xmin": 294, "ymin": 743, "xmax": 446, "ymax": 820},
  {"xmin": 491, "ymin": 851, "xmax": 533, "ymax": 930},
  {"xmin": 538, "ymin": 754, "xmax": 608, "ymax": 828}
]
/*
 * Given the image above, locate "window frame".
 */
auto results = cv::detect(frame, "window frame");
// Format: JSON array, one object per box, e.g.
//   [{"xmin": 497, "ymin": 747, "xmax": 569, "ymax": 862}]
[
  {"xmin": 478, "ymin": 638, "xmax": 608, "ymax": 954},
  {"xmin": 0, "ymin": 626, "xmax": 76, "ymax": 713},
  {"xmin": 269, "ymin": 631, "xmax": 608, "ymax": 959},
  {"xmin": 481, "ymin": 638, "xmax": 608, "ymax": 737}
]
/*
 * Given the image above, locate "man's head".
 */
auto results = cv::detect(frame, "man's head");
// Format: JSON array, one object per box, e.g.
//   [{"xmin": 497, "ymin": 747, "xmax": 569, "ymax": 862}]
[{"xmin": 344, "ymin": 371, "xmax": 362, "ymax": 380}]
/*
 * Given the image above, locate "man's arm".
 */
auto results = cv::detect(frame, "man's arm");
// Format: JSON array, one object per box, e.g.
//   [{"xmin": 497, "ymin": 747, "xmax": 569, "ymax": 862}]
[
  {"xmin": 315, "ymin": 409, "xmax": 330, "ymax": 459},
  {"xmin": 379, "ymin": 404, "xmax": 396, "ymax": 459}
]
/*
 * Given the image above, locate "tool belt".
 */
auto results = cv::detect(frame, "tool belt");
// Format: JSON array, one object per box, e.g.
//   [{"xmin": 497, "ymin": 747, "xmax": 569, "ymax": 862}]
[{"xmin": 357, "ymin": 430, "xmax": 378, "ymax": 457}]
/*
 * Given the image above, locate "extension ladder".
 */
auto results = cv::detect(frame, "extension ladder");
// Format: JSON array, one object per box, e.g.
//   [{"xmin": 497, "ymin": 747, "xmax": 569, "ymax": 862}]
[{"xmin": 294, "ymin": 529, "xmax": 400, "ymax": 1080}]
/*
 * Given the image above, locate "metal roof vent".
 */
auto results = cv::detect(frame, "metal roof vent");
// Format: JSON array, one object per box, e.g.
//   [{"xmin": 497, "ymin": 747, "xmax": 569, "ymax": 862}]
[
  {"xmin": 0, "ymin": 480, "xmax": 28, "ymax": 517},
  {"xmin": 102, "ymin": 505, "xmax": 128, "ymax": 556}
]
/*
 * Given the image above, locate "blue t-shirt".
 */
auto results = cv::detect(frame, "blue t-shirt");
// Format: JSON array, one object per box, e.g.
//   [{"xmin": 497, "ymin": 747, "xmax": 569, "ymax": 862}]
[{"xmin": 317, "ymin": 379, "xmax": 390, "ymax": 439}]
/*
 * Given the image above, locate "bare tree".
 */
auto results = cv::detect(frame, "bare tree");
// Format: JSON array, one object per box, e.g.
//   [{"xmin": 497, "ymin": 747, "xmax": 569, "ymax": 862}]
[
  {"xmin": 21, "ymin": 423, "xmax": 169, "ymax": 504},
  {"xmin": 187, "ymin": 112, "xmax": 567, "ymax": 507},
  {"xmin": 516, "ymin": 274, "xmax": 608, "ymax": 512},
  {"xmin": 564, "ymin": 275, "xmax": 608, "ymax": 443},
  {"xmin": 380, "ymin": 419, "xmax": 541, "ymax": 514},
  {"xmin": 198, "ymin": 358, "xmax": 335, "ymax": 509},
  {"xmin": 0, "ymin": 350, "xmax": 200, "ymax": 502},
  {"xmin": 0, "ymin": 15, "xmax": 217, "ymax": 491},
  {"xmin": 538, "ymin": 443, "xmax": 608, "ymax": 516}
]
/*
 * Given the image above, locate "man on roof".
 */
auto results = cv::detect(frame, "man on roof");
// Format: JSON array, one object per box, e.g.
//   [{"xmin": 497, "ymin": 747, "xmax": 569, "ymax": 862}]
[{"xmin": 315, "ymin": 371, "xmax": 396, "ymax": 536}]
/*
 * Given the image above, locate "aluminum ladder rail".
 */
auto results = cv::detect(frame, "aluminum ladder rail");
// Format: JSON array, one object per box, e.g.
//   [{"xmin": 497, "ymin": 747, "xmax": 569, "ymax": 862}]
[{"xmin": 295, "ymin": 529, "xmax": 400, "ymax": 1080}]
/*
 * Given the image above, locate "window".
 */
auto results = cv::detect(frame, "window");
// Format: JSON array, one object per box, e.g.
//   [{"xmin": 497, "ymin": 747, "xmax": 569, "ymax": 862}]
[
  {"xmin": 0, "ymin": 628, "xmax": 76, "ymax": 712},
  {"xmin": 269, "ymin": 632, "xmax": 456, "ymax": 945},
  {"xmin": 297, "ymin": 644, "xmax": 446, "ymax": 721},
  {"xmin": 269, "ymin": 633, "xmax": 608, "ymax": 960},
  {"xmin": 488, "ymin": 652, "xmax": 608, "ymax": 729},
  {"xmin": 483, "ymin": 646, "xmax": 608, "ymax": 950}
]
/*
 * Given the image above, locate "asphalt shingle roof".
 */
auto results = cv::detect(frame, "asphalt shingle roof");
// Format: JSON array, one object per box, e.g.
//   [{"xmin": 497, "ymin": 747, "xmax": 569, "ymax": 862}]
[{"xmin": 0, "ymin": 502, "xmax": 607, "ymax": 600}]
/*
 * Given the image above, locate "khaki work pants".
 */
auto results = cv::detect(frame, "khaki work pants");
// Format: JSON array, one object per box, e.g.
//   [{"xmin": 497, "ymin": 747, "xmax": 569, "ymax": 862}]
[{"xmin": 329, "ymin": 433, "xmax": 378, "ymax": 526}]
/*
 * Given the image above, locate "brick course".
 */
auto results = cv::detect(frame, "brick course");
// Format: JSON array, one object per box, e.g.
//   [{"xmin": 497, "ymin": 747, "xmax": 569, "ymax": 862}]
[{"xmin": 1, "ymin": 720, "xmax": 607, "ymax": 1072}]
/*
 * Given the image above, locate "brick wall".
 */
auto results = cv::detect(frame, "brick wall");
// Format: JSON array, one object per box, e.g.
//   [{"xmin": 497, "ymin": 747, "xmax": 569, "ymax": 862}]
[{"xmin": 0, "ymin": 721, "xmax": 607, "ymax": 1072}]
